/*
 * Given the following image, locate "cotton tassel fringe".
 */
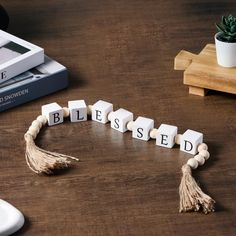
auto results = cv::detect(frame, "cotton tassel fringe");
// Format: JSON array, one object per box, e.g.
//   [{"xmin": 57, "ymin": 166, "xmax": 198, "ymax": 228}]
[{"xmin": 179, "ymin": 164, "xmax": 215, "ymax": 214}]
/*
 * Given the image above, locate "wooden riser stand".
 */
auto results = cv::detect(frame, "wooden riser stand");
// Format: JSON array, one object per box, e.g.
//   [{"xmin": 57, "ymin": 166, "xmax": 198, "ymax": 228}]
[{"xmin": 174, "ymin": 44, "xmax": 236, "ymax": 96}]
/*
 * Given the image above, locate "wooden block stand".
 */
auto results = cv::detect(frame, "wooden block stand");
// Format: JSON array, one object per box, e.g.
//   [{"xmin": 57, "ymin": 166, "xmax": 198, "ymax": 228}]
[{"xmin": 174, "ymin": 44, "xmax": 236, "ymax": 96}]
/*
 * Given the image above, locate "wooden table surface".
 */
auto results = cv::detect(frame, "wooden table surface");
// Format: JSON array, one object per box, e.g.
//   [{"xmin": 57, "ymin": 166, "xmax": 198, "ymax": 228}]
[{"xmin": 1, "ymin": 1, "xmax": 236, "ymax": 235}]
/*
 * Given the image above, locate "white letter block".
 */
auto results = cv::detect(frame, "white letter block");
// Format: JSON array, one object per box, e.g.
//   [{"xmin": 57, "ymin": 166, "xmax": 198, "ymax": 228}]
[
  {"xmin": 92, "ymin": 100, "xmax": 113, "ymax": 124},
  {"xmin": 41, "ymin": 102, "xmax": 63, "ymax": 126},
  {"xmin": 68, "ymin": 100, "xmax": 87, "ymax": 122},
  {"xmin": 156, "ymin": 124, "xmax": 177, "ymax": 148},
  {"xmin": 180, "ymin": 129, "xmax": 203, "ymax": 155},
  {"xmin": 132, "ymin": 116, "xmax": 154, "ymax": 141},
  {"xmin": 111, "ymin": 108, "xmax": 133, "ymax": 133}
]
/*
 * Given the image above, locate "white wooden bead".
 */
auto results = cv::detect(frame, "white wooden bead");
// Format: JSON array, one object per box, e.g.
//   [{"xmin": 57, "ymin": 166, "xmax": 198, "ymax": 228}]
[
  {"xmin": 194, "ymin": 154, "xmax": 205, "ymax": 166},
  {"xmin": 92, "ymin": 100, "xmax": 113, "ymax": 124},
  {"xmin": 28, "ymin": 125, "xmax": 40, "ymax": 135},
  {"xmin": 36, "ymin": 115, "xmax": 47, "ymax": 125},
  {"xmin": 87, "ymin": 105, "xmax": 93, "ymax": 115},
  {"xmin": 127, "ymin": 121, "xmax": 134, "ymax": 131},
  {"xmin": 108, "ymin": 111, "xmax": 114, "ymax": 121},
  {"xmin": 197, "ymin": 143, "xmax": 208, "ymax": 152},
  {"xmin": 31, "ymin": 120, "xmax": 42, "ymax": 129},
  {"xmin": 187, "ymin": 158, "xmax": 199, "ymax": 169},
  {"xmin": 175, "ymin": 134, "xmax": 182, "ymax": 145},
  {"xmin": 132, "ymin": 116, "xmax": 154, "ymax": 141},
  {"xmin": 110, "ymin": 109, "xmax": 133, "ymax": 133},
  {"xmin": 26, "ymin": 130, "xmax": 37, "ymax": 140},
  {"xmin": 180, "ymin": 129, "xmax": 203, "ymax": 155},
  {"xmin": 156, "ymin": 124, "xmax": 177, "ymax": 148},
  {"xmin": 63, "ymin": 107, "xmax": 70, "ymax": 118},
  {"xmin": 41, "ymin": 102, "xmax": 64, "ymax": 126},
  {"xmin": 150, "ymin": 128, "xmax": 158, "ymax": 139},
  {"xmin": 68, "ymin": 100, "xmax": 87, "ymax": 122},
  {"xmin": 199, "ymin": 150, "xmax": 210, "ymax": 160}
]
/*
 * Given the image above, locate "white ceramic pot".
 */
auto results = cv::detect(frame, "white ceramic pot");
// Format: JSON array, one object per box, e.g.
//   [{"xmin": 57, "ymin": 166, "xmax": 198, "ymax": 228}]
[{"xmin": 215, "ymin": 32, "xmax": 236, "ymax": 67}]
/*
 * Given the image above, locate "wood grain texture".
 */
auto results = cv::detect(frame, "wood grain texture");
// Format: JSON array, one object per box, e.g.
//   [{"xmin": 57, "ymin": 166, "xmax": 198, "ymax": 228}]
[
  {"xmin": 0, "ymin": 0, "xmax": 236, "ymax": 235},
  {"xmin": 176, "ymin": 44, "xmax": 236, "ymax": 96}
]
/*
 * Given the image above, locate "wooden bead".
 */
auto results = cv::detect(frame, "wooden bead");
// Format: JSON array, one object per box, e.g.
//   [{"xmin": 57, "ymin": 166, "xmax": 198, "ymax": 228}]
[
  {"xmin": 197, "ymin": 143, "xmax": 208, "ymax": 152},
  {"xmin": 87, "ymin": 105, "xmax": 93, "ymax": 115},
  {"xmin": 199, "ymin": 150, "xmax": 210, "ymax": 160},
  {"xmin": 194, "ymin": 154, "xmax": 205, "ymax": 166},
  {"xmin": 31, "ymin": 120, "xmax": 42, "ymax": 129},
  {"xmin": 26, "ymin": 130, "xmax": 37, "ymax": 140},
  {"xmin": 107, "ymin": 111, "xmax": 114, "ymax": 121},
  {"xmin": 175, "ymin": 134, "xmax": 182, "ymax": 145},
  {"xmin": 127, "ymin": 121, "xmax": 134, "ymax": 131},
  {"xmin": 28, "ymin": 125, "xmax": 40, "ymax": 135},
  {"xmin": 187, "ymin": 158, "xmax": 199, "ymax": 169},
  {"xmin": 150, "ymin": 128, "xmax": 158, "ymax": 139},
  {"xmin": 63, "ymin": 107, "xmax": 70, "ymax": 117},
  {"xmin": 36, "ymin": 115, "xmax": 47, "ymax": 125}
]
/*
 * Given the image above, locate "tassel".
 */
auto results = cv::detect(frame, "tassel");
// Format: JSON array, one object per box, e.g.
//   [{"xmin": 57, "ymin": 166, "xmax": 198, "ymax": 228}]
[
  {"xmin": 179, "ymin": 164, "xmax": 215, "ymax": 214},
  {"xmin": 24, "ymin": 133, "xmax": 79, "ymax": 175}
]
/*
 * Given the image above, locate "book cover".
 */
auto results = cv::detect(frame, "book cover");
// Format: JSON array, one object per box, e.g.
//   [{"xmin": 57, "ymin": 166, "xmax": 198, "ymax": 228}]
[
  {"xmin": 0, "ymin": 56, "xmax": 68, "ymax": 112},
  {"xmin": 0, "ymin": 29, "xmax": 44, "ymax": 84}
]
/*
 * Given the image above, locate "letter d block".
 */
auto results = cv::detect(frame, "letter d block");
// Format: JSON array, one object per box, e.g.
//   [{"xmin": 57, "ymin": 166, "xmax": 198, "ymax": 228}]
[
  {"xmin": 92, "ymin": 100, "xmax": 113, "ymax": 124},
  {"xmin": 68, "ymin": 100, "xmax": 87, "ymax": 122},
  {"xmin": 132, "ymin": 116, "xmax": 154, "ymax": 141},
  {"xmin": 42, "ymin": 102, "xmax": 63, "ymax": 126},
  {"xmin": 111, "ymin": 108, "xmax": 133, "ymax": 133},
  {"xmin": 180, "ymin": 129, "xmax": 203, "ymax": 155},
  {"xmin": 156, "ymin": 124, "xmax": 177, "ymax": 148}
]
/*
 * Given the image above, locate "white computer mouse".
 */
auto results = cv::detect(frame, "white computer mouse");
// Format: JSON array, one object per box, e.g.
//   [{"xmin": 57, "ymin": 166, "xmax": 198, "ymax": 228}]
[{"xmin": 0, "ymin": 199, "xmax": 24, "ymax": 236}]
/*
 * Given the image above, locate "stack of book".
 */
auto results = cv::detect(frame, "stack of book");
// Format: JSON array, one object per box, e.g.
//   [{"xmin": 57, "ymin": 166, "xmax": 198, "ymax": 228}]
[{"xmin": 0, "ymin": 29, "xmax": 68, "ymax": 112}]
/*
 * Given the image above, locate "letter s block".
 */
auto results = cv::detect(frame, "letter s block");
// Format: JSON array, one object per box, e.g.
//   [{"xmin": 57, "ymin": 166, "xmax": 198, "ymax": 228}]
[
  {"xmin": 92, "ymin": 100, "xmax": 113, "ymax": 124},
  {"xmin": 156, "ymin": 124, "xmax": 177, "ymax": 148},
  {"xmin": 180, "ymin": 129, "xmax": 203, "ymax": 155},
  {"xmin": 132, "ymin": 116, "xmax": 154, "ymax": 141},
  {"xmin": 41, "ymin": 102, "xmax": 63, "ymax": 126},
  {"xmin": 111, "ymin": 108, "xmax": 133, "ymax": 133}
]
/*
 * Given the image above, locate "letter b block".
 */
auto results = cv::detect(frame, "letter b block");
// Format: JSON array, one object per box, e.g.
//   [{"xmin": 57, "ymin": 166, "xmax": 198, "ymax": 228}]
[
  {"xmin": 68, "ymin": 100, "xmax": 87, "ymax": 122},
  {"xmin": 92, "ymin": 100, "xmax": 113, "ymax": 124},
  {"xmin": 156, "ymin": 124, "xmax": 177, "ymax": 148},
  {"xmin": 111, "ymin": 108, "xmax": 133, "ymax": 133},
  {"xmin": 180, "ymin": 129, "xmax": 203, "ymax": 155},
  {"xmin": 132, "ymin": 116, "xmax": 154, "ymax": 141},
  {"xmin": 41, "ymin": 102, "xmax": 63, "ymax": 126}
]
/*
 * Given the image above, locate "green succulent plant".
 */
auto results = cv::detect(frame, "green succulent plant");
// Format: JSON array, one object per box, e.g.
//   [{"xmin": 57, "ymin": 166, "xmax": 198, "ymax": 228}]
[{"xmin": 216, "ymin": 15, "xmax": 236, "ymax": 42}]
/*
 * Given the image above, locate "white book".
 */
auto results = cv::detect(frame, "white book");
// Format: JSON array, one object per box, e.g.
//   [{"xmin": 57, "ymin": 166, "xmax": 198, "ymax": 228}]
[{"xmin": 0, "ymin": 30, "xmax": 44, "ymax": 84}]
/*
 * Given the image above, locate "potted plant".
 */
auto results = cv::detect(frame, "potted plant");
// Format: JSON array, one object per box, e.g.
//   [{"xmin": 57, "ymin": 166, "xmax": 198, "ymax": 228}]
[{"xmin": 215, "ymin": 14, "xmax": 236, "ymax": 67}]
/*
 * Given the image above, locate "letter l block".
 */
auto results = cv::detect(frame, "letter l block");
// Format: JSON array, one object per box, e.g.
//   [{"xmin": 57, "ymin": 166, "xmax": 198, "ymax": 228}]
[
  {"xmin": 180, "ymin": 129, "xmax": 203, "ymax": 155},
  {"xmin": 41, "ymin": 102, "xmax": 63, "ymax": 126},
  {"xmin": 92, "ymin": 100, "xmax": 113, "ymax": 124},
  {"xmin": 68, "ymin": 100, "xmax": 87, "ymax": 122}
]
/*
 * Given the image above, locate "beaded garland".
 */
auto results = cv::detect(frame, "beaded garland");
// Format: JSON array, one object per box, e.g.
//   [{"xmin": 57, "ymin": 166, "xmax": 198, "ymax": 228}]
[{"xmin": 24, "ymin": 100, "xmax": 215, "ymax": 214}]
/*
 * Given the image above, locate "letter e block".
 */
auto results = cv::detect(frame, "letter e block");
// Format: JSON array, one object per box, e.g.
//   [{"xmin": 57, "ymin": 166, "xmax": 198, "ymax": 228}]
[
  {"xmin": 180, "ymin": 129, "xmax": 203, "ymax": 155},
  {"xmin": 92, "ymin": 100, "xmax": 113, "ymax": 124},
  {"xmin": 68, "ymin": 100, "xmax": 87, "ymax": 122},
  {"xmin": 111, "ymin": 108, "xmax": 133, "ymax": 133},
  {"xmin": 132, "ymin": 116, "xmax": 154, "ymax": 141},
  {"xmin": 156, "ymin": 124, "xmax": 177, "ymax": 148},
  {"xmin": 41, "ymin": 102, "xmax": 63, "ymax": 126}
]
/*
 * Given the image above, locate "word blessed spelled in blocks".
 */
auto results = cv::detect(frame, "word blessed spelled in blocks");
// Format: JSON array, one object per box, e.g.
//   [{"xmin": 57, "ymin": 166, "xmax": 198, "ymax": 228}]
[
  {"xmin": 25, "ymin": 99, "xmax": 215, "ymax": 214},
  {"xmin": 41, "ymin": 99, "xmax": 204, "ymax": 155}
]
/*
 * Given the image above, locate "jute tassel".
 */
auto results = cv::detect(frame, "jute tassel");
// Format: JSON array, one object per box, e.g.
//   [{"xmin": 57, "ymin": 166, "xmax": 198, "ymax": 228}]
[
  {"xmin": 179, "ymin": 164, "xmax": 215, "ymax": 214},
  {"xmin": 24, "ymin": 115, "xmax": 79, "ymax": 174}
]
